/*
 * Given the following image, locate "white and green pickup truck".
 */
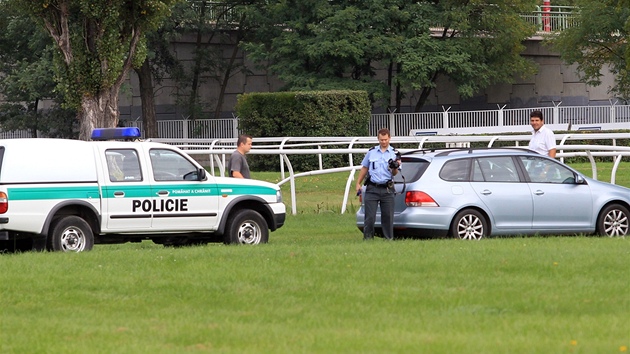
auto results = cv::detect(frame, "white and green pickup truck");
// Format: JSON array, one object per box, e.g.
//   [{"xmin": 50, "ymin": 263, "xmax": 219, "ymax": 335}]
[{"xmin": 0, "ymin": 128, "xmax": 285, "ymax": 252}]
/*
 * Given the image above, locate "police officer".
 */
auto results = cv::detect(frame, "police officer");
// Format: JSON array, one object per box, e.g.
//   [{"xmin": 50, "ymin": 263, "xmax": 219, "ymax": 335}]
[{"xmin": 355, "ymin": 128, "xmax": 401, "ymax": 240}]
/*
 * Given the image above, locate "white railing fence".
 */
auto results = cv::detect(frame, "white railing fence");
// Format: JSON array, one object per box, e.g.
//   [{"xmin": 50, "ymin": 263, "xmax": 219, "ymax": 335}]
[
  {"xmin": 161, "ymin": 133, "xmax": 630, "ymax": 215},
  {"xmin": 1, "ymin": 104, "xmax": 627, "ymax": 139},
  {"xmin": 383, "ymin": 104, "xmax": 630, "ymax": 136},
  {"xmin": 123, "ymin": 103, "xmax": 630, "ymax": 140},
  {"xmin": 128, "ymin": 116, "xmax": 239, "ymax": 140}
]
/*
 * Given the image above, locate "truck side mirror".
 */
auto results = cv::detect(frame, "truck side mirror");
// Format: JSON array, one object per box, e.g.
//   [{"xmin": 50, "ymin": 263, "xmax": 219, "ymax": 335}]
[{"xmin": 197, "ymin": 168, "xmax": 207, "ymax": 181}]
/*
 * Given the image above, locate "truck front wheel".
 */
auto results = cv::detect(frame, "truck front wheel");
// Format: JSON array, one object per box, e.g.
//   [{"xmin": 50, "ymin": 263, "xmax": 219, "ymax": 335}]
[
  {"xmin": 224, "ymin": 210, "xmax": 269, "ymax": 245},
  {"xmin": 48, "ymin": 216, "xmax": 94, "ymax": 252}
]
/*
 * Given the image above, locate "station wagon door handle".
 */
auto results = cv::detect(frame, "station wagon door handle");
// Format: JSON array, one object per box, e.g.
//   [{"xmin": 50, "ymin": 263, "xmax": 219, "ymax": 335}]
[
  {"xmin": 157, "ymin": 190, "xmax": 170, "ymax": 196},
  {"xmin": 481, "ymin": 189, "xmax": 492, "ymax": 195},
  {"xmin": 534, "ymin": 190, "xmax": 544, "ymax": 195}
]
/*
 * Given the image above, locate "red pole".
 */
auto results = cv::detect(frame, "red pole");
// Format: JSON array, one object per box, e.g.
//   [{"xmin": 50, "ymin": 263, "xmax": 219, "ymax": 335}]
[{"xmin": 543, "ymin": 0, "xmax": 551, "ymax": 32}]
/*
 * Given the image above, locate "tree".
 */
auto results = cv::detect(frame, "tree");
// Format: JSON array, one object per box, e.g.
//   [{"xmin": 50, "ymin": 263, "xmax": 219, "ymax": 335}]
[
  {"xmin": 12, "ymin": 0, "xmax": 179, "ymax": 140},
  {"xmin": 0, "ymin": 1, "xmax": 76, "ymax": 138},
  {"xmin": 162, "ymin": 0, "xmax": 256, "ymax": 123},
  {"xmin": 243, "ymin": 0, "xmax": 538, "ymax": 112},
  {"xmin": 552, "ymin": 0, "xmax": 630, "ymax": 100},
  {"xmin": 132, "ymin": 15, "xmax": 183, "ymax": 139}
]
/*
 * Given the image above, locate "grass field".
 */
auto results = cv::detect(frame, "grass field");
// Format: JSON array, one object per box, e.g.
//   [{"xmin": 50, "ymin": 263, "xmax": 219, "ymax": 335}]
[{"xmin": 0, "ymin": 162, "xmax": 628, "ymax": 353}]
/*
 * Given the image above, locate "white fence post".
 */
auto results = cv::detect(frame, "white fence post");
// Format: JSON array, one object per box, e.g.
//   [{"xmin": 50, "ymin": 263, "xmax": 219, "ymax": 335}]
[
  {"xmin": 232, "ymin": 114, "xmax": 239, "ymax": 137},
  {"xmin": 388, "ymin": 108, "xmax": 396, "ymax": 136},
  {"xmin": 610, "ymin": 99, "xmax": 617, "ymax": 124},
  {"xmin": 552, "ymin": 101, "xmax": 562, "ymax": 125},
  {"xmin": 497, "ymin": 104, "xmax": 506, "ymax": 128},
  {"xmin": 442, "ymin": 106, "xmax": 451, "ymax": 130}
]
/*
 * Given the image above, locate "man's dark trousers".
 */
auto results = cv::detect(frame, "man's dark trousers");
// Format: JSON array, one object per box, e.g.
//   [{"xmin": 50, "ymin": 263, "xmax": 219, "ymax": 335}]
[{"xmin": 363, "ymin": 184, "xmax": 395, "ymax": 240}]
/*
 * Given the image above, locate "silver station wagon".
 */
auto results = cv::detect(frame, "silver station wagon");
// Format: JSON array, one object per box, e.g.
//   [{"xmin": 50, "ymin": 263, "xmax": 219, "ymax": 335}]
[{"xmin": 356, "ymin": 148, "xmax": 630, "ymax": 240}]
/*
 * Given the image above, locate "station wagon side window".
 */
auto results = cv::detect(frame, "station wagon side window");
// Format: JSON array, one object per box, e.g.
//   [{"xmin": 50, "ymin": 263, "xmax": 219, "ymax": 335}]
[
  {"xmin": 519, "ymin": 156, "xmax": 575, "ymax": 183},
  {"xmin": 440, "ymin": 159, "xmax": 470, "ymax": 181},
  {"xmin": 149, "ymin": 149, "xmax": 198, "ymax": 181},
  {"xmin": 473, "ymin": 157, "xmax": 519, "ymax": 182},
  {"xmin": 105, "ymin": 149, "xmax": 142, "ymax": 182}
]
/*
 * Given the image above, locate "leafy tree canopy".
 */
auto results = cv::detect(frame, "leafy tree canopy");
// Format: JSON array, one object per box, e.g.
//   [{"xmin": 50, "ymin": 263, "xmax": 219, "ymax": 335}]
[
  {"xmin": 11, "ymin": 0, "xmax": 179, "ymax": 139},
  {"xmin": 552, "ymin": 0, "xmax": 630, "ymax": 100},
  {"xmin": 0, "ymin": 1, "xmax": 75, "ymax": 137},
  {"xmin": 243, "ymin": 0, "xmax": 538, "ymax": 112}
]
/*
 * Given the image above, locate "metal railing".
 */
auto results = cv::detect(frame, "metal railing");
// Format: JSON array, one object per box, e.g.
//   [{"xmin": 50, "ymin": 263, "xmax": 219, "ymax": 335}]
[
  {"xmin": 1, "ymin": 103, "xmax": 627, "ymax": 140},
  {"xmin": 126, "ymin": 103, "xmax": 630, "ymax": 139},
  {"xmin": 158, "ymin": 134, "xmax": 630, "ymax": 214},
  {"xmin": 373, "ymin": 103, "xmax": 630, "ymax": 136},
  {"xmin": 128, "ymin": 117, "xmax": 239, "ymax": 140},
  {"xmin": 521, "ymin": 5, "xmax": 578, "ymax": 33}
]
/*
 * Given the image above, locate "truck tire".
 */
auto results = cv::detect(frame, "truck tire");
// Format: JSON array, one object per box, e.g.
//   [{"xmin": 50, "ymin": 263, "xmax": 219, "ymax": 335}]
[
  {"xmin": 48, "ymin": 216, "xmax": 94, "ymax": 252},
  {"xmin": 224, "ymin": 209, "xmax": 269, "ymax": 245}
]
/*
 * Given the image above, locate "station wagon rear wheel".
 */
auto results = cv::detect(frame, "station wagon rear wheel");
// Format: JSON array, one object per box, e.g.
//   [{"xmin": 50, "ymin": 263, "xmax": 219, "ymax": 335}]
[
  {"xmin": 47, "ymin": 216, "xmax": 94, "ymax": 252},
  {"xmin": 596, "ymin": 204, "xmax": 629, "ymax": 237},
  {"xmin": 450, "ymin": 209, "xmax": 488, "ymax": 240},
  {"xmin": 224, "ymin": 210, "xmax": 269, "ymax": 245}
]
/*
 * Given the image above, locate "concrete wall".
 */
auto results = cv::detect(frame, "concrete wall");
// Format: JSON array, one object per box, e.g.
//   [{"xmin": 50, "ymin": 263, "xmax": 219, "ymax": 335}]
[
  {"xmin": 119, "ymin": 37, "xmax": 618, "ymax": 122},
  {"xmin": 386, "ymin": 39, "xmax": 617, "ymax": 113}
]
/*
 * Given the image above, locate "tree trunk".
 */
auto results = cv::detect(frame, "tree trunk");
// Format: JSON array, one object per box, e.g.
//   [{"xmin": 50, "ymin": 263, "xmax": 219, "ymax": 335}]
[
  {"xmin": 395, "ymin": 63, "xmax": 402, "ymax": 112},
  {"xmin": 136, "ymin": 59, "xmax": 158, "ymax": 138},
  {"xmin": 414, "ymin": 71, "xmax": 440, "ymax": 112},
  {"xmin": 78, "ymin": 88, "xmax": 120, "ymax": 140},
  {"xmin": 188, "ymin": 1, "xmax": 208, "ymax": 121},
  {"xmin": 414, "ymin": 87, "xmax": 432, "ymax": 112},
  {"xmin": 214, "ymin": 36, "xmax": 241, "ymax": 120}
]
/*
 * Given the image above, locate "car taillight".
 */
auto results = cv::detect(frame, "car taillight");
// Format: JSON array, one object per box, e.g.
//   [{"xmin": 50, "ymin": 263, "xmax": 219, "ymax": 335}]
[
  {"xmin": 0, "ymin": 192, "xmax": 7, "ymax": 213},
  {"xmin": 405, "ymin": 191, "xmax": 439, "ymax": 207}
]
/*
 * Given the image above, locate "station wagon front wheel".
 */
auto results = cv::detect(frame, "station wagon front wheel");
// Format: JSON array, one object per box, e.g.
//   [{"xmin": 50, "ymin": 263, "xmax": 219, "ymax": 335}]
[
  {"xmin": 596, "ymin": 204, "xmax": 629, "ymax": 237},
  {"xmin": 450, "ymin": 209, "xmax": 488, "ymax": 240},
  {"xmin": 224, "ymin": 210, "xmax": 269, "ymax": 245}
]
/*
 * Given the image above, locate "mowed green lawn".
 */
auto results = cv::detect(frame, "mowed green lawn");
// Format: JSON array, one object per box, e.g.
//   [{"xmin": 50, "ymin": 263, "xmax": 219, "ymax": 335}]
[{"xmin": 0, "ymin": 162, "xmax": 628, "ymax": 353}]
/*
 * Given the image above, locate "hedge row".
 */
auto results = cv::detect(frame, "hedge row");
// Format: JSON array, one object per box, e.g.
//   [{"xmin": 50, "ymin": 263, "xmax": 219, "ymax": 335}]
[{"xmin": 235, "ymin": 90, "xmax": 371, "ymax": 171}]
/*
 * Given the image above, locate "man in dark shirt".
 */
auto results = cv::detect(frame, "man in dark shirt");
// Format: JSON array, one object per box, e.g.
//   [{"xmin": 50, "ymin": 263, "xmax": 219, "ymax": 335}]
[{"xmin": 228, "ymin": 134, "xmax": 252, "ymax": 178}]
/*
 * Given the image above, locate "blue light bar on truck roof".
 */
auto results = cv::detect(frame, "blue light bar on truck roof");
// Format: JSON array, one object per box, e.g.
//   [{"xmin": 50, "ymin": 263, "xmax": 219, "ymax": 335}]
[{"xmin": 91, "ymin": 127, "xmax": 141, "ymax": 141}]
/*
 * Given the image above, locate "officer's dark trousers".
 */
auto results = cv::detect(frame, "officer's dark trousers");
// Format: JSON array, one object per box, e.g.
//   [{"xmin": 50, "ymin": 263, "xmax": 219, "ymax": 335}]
[{"xmin": 363, "ymin": 184, "xmax": 395, "ymax": 240}]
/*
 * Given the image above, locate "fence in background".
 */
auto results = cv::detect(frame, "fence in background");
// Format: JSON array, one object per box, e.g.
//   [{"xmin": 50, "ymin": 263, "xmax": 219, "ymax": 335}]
[
  {"xmin": 134, "ymin": 104, "xmax": 630, "ymax": 139},
  {"xmin": 1, "ymin": 104, "xmax": 628, "ymax": 140}
]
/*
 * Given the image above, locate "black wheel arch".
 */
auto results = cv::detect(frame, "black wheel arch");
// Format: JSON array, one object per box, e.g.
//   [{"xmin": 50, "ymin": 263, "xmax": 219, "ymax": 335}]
[
  {"xmin": 40, "ymin": 201, "xmax": 101, "ymax": 237},
  {"xmin": 598, "ymin": 200, "xmax": 630, "ymax": 218},
  {"xmin": 217, "ymin": 196, "xmax": 278, "ymax": 236}
]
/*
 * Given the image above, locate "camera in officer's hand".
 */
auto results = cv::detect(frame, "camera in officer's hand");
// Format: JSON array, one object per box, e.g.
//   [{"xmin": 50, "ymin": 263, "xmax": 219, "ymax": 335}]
[{"xmin": 388, "ymin": 158, "xmax": 400, "ymax": 170}]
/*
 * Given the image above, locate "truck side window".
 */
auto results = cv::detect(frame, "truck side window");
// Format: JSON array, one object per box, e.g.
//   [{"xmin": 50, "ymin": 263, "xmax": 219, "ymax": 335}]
[
  {"xmin": 105, "ymin": 149, "xmax": 142, "ymax": 182},
  {"xmin": 149, "ymin": 149, "xmax": 197, "ymax": 181}
]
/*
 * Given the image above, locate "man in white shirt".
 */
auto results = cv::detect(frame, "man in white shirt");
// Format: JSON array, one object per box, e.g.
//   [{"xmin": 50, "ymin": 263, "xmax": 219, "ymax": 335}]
[{"xmin": 528, "ymin": 110, "xmax": 556, "ymax": 158}]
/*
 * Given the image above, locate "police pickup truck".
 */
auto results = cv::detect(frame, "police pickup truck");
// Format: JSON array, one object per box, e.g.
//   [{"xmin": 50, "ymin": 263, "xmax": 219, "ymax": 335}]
[{"xmin": 0, "ymin": 128, "xmax": 285, "ymax": 252}]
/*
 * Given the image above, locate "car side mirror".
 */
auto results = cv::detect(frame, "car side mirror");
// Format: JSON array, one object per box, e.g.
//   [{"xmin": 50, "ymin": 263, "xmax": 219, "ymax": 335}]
[{"xmin": 574, "ymin": 174, "xmax": 586, "ymax": 184}]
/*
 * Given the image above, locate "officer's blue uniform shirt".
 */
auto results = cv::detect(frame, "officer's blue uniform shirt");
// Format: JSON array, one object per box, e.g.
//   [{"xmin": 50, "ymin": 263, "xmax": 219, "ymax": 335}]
[{"xmin": 361, "ymin": 145, "xmax": 399, "ymax": 184}]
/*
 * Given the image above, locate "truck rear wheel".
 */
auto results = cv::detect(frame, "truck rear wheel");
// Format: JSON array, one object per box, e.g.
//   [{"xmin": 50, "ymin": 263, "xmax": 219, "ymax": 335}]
[
  {"xmin": 48, "ymin": 216, "xmax": 94, "ymax": 252},
  {"xmin": 224, "ymin": 210, "xmax": 269, "ymax": 245}
]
